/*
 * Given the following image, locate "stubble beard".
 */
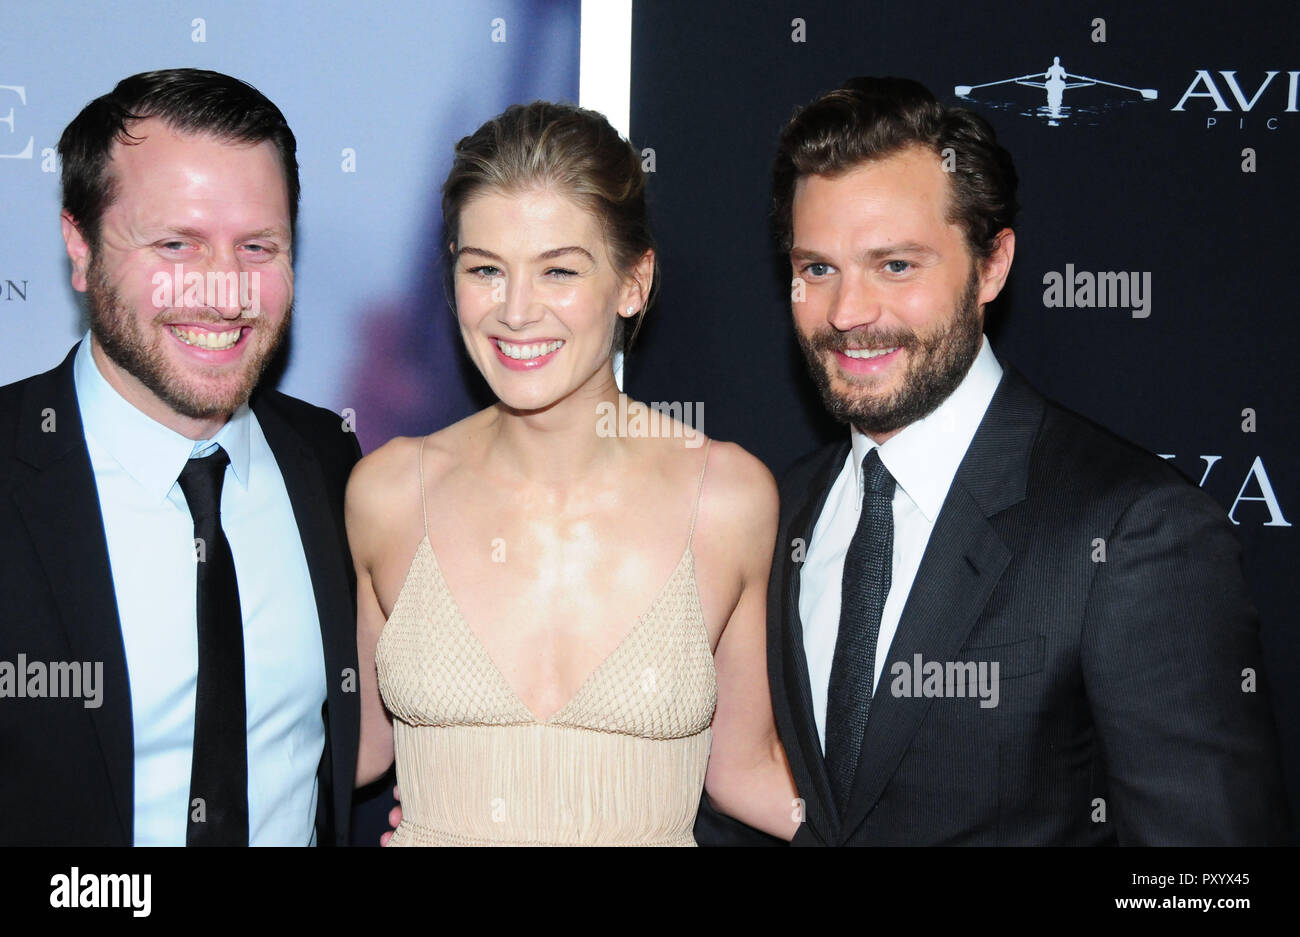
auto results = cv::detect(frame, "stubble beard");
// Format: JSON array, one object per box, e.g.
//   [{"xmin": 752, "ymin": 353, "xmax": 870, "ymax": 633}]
[
  {"xmin": 797, "ymin": 266, "xmax": 984, "ymax": 436},
  {"xmin": 86, "ymin": 254, "xmax": 291, "ymax": 420}
]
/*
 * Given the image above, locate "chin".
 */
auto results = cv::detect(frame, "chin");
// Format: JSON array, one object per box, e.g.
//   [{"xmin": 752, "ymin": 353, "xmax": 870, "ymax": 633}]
[
  {"xmin": 494, "ymin": 388, "xmax": 562, "ymax": 414},
  {"xmin": 155, "ymin": 343, "xmax": 270, "ymax": 415},
  {"xmin": 165, "ymin": 373, "xmax": 260, "ymax": 419},
  {"xmin": 830, "ymin": 368, "xmax": 898, "ymax": 398}
]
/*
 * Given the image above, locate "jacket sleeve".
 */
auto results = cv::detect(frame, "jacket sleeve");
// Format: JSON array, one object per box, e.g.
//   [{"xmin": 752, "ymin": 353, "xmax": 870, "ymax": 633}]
[{"xmin": 1080, "ymin": 481, "xmax": 1290, "ymax": 844}]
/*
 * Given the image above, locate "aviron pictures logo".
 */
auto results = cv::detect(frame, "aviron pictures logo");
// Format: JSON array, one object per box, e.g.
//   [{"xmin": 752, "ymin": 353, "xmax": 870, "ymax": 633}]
[{"xmin": 955, "ymin": 56, "xmax": 1158, "ymax": 126}]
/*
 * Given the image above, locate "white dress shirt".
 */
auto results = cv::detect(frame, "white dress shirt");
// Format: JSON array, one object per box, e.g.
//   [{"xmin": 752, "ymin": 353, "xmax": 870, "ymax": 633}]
[
  {"xmin": 799, "ymin": 335, "xmax": 1003, "ymax": 753},
  {"xmin": 73, "ymin": 334, "xmax": 327, "ymax": 845}
]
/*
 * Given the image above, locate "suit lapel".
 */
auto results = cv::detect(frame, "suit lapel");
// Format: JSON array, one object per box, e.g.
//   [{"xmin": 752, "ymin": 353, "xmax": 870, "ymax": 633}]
[
  {"xmin": 252, "ymin": 396, "xmax": 354, "ymax": 843},
  {"xmin": 12, "ymin": 346, "xmax": 134, "ymax": 843},
  {"xmin": 837, "ymin": 369, "xmax": 1045, "ymax": 841},
  {"xmin": 779, "ymin": 440, "xmax": 850, "ymax": 838},
  {"xmin": 837, "ymin": 487, "xmax": 1010, "ymax": 837}
]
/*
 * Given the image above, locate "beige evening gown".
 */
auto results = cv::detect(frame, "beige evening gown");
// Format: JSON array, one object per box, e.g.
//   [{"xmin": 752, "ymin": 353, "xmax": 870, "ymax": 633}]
[{"xmin": 376, "ymin": 438, "xmax": 717, "ymax": 845}]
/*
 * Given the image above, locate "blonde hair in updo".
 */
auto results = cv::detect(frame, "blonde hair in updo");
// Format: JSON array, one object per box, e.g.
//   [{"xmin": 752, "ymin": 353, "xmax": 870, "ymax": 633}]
[{"xmin": 442, "ymin": 101, "xmax": 658, "ymax": 353}]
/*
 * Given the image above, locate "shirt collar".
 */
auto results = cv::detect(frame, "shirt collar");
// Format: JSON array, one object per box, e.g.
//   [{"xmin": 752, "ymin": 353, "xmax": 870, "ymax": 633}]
[
  {"xmin": 72, "ymin": 333, "xmax": 252, "ymax": 503},
  {"xmin": 850, "ymin": 334, "xmax": 1003, "ymax": 522}
]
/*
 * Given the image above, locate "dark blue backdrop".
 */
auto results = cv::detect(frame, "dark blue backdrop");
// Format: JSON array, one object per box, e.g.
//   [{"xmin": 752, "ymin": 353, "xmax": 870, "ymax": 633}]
[{"xmin": 625, "ymin": 0, "xmax": 1299, "ymax": 836}]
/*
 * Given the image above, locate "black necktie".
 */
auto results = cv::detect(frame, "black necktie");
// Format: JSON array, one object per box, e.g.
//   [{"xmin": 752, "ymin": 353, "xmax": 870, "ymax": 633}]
[
  {"xmin": 177, "ymin": 446, "xmax": 248, "ymax": 846},
  {"xmin": 824, "ymin": 447, "xmax": 895, "ymax": 814}
]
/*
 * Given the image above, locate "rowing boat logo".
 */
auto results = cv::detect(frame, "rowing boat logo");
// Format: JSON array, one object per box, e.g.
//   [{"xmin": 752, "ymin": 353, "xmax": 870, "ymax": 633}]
[{"xmin": 955, "ymin": 57, "xmax": 1158, "ymax": 126}]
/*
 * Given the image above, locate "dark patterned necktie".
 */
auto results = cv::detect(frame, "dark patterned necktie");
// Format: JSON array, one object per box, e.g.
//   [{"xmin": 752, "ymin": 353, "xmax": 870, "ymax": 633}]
[
  {"xmin": 177, "ymin": 446, "xmax": 249, "ymax": 845},
  {"xmin": 824, "ymin": 447, "xmax": 895, "ymax": 814}
]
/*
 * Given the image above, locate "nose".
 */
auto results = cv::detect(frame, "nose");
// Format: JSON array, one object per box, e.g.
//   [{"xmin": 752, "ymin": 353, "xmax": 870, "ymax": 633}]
[
  {"xmin": 194, "ymin": 243, "xmax": 246, "ymax": 320},
  {"xmin": 825, "ymin": 268, "xmax": 885, "ymax": 333},
  {"xmin": 496, "ymin": 273, "xmax": 544, "ymax": 332}
]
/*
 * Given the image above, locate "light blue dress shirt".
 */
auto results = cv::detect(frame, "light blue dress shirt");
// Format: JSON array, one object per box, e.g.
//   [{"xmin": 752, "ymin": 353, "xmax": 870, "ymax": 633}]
[{"xmin": 73, "ymin": 334, "xmax": 327, "ymax": 845}]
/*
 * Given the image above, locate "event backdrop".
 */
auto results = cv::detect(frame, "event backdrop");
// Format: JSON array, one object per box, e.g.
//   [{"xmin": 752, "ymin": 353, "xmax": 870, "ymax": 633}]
[{"xmin": 626, "ymin": 0, "xmax": 1298, "ymax": 832}]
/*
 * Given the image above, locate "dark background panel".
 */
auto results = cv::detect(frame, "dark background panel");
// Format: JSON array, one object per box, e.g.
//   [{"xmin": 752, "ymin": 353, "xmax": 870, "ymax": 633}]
[{"xmin": 628, "ymin": 0, "xmax": 1299, "ymax": 832}]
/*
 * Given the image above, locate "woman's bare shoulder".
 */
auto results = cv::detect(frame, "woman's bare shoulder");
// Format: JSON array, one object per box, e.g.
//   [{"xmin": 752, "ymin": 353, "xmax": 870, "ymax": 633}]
[
  {"xmin": 679, "ymin": 436, "xmax": 779, "ymax": 608},
  {"xmin": 654, "ymin": 433, "xmax": 779, "ymax": 559},
  {"xmin": 350, "ymin": 408, "xmax": 495, "ymax": 499},
  {"xmin": 696, "ymin": 437, "xmax": 778, "ymax": 518},
  {"xmin": 344, "ymin": 435, "xmax": 424, "ymax": 536},
  {"xmin": 418, "ymin": 408, "xmax": 496, "ymax": 478},
  {"xmin": 348, "ymin": 433, "xmax": 419, "ymax": 491}
]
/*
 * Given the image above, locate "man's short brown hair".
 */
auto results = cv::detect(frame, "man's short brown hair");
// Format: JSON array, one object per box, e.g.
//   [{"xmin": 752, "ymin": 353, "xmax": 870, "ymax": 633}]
[
  {"xmin": 772, "ymin": 76, "xmax": 1018, "ymax": 264},
  {"xmin": 58, "ymin": 68, "xmax": 299, "ymax": 250}
]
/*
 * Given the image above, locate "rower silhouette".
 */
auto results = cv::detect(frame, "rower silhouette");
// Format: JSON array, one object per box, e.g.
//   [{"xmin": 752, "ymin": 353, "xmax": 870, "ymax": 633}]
[{"xmin": 955, "ymin": 57, "xmax": 1158, "ymax": 126}]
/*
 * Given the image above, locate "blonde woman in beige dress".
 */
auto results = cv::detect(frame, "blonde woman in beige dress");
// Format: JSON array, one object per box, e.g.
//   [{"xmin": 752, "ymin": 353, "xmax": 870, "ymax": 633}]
[{"xmin": 348, "ymin": 102, "xmax": 799, "ymax": 845}]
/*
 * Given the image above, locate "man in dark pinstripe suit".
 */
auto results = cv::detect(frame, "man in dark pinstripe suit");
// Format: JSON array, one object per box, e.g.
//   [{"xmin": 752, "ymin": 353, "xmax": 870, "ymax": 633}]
[{"xmin": 697, "ymin": 76, "xmax": 1288, "ymax": 846}]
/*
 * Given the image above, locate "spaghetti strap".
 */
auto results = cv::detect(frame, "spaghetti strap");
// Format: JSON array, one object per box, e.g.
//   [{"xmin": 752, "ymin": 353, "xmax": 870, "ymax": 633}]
[
  {"xmin": 686, "ymin": 438, "xmax": 712, "ymax": 549},
  {"xmin": 417, "ymin": 434, "xmax": 431, "ymax": 542}
]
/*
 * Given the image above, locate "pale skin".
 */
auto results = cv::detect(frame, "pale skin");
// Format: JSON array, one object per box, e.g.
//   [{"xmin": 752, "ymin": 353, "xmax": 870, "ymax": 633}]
[
  {"xmin": 61, "ymin": 117, "xmax": 294, "ymax": 441},
  {"xmin": 789, "ymin": 144, "xmax": 1015, "ymax": 440},
  {"xmin": 348, "ymin": 186, "xmax": 799, "ymax": 842}
]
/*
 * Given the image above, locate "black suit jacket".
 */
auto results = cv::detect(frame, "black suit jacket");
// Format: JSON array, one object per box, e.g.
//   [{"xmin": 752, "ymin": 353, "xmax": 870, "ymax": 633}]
[
  {"xmin": 759, "ymin": 367, "xmax": 1288, "ymax": 846},
  {"xmin": 0, "ymin": 344, "xmax": 361, "ymax": 845}
]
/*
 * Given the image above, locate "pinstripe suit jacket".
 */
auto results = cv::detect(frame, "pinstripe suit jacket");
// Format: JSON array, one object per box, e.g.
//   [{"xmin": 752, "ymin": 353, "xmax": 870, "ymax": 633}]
[
  {"xmin": 768, "ymin": 367, "xmax": 1290, "ymax": 845},
  {"xmin": 692, "ymin": 365, "xmax": 1290, "ymax": 845}
]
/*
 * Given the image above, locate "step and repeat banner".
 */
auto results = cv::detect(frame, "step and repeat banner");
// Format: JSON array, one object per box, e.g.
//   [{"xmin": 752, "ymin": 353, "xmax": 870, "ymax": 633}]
[{"xmin": 625, "ymin": 0, "xmax": 1298, "ymax": 823}]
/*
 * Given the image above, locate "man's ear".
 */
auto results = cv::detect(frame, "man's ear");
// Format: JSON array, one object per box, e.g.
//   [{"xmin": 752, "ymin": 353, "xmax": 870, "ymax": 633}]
[
  {"xmin": 977, "ymin": 228, "xmax": 1015, "ymax": 307},
  {"xmin": 61, "ymin": 211, "xmax": 92, "ymax": 293}
]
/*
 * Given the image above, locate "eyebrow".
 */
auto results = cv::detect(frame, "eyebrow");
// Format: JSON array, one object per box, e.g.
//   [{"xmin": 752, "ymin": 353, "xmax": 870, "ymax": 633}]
[
  {"xmin": 150, "ymin": 225, "xmax": 289, "ymax": 241},
  {"xmin": 790, "ymin": 242, "xmax": 940, "ymax": 263},
  {"xmin": 239, "ymin": 227, "xmax": 289, "ymax": 241},
  {"xmin": 456, "ymin": 245, "xmax": 595, "ymax": 264}
]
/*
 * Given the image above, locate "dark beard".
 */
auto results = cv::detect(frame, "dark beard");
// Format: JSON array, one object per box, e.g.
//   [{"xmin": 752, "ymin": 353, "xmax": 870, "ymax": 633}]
[
  {"xmin": 87, "ymin": 256, "xmax": 290, "ymax": 420},
  {"xmin": 796, "ymin": 268, "xmax": 983, "ymax": 436}
]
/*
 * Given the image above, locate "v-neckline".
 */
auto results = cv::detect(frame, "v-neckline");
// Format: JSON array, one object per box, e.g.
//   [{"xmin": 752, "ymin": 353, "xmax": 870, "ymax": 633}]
[{"xmin": 419, "ymin": 535, "xmax": 694, "ymax": 725}]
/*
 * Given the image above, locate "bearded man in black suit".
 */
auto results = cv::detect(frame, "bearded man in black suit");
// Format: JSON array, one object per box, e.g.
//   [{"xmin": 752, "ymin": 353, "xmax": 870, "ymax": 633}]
[
  {"xmin": 0, "ymin": 69, "xmax": 359, "ymax": 845},
  {"xmin": 698, "ymin": 76, "xmax": 1288, "ymax": 846}
]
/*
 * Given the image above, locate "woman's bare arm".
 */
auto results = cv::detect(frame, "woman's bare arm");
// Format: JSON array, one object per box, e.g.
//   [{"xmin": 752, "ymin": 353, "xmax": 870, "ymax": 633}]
[
  {"xmin": 701, "ymin": 445, "xmax": 800, "ymax": 840},
  {"xmin": 345, "ymin": 445, "xmax": 400, "ymax": 788}
]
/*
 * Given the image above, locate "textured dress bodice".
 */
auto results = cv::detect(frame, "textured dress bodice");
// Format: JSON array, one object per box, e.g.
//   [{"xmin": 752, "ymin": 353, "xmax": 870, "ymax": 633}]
[{"xmin": 375, "ymin": 439, "xmax": 717, "ymax": 846}]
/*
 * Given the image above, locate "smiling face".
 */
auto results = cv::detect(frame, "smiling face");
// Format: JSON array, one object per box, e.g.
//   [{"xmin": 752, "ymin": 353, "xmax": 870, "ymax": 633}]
[
  {"xmin": 62, "ymin": 117, "xmax": 294, "ymax": 437},
  {"xmin": 453, "ymin": 186, "xmax": 648, "ymax": 413},
  {"xmin": 789, "ymin": 145, "xmax": 1013, "ymax": 440}
]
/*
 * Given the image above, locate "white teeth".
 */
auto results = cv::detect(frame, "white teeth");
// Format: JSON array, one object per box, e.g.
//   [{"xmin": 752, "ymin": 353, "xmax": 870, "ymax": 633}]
[
  {"xmin": 495, "ymin": 339, "xmax": 564, "ymax": 360},
  {"xmin": 843, "ymin": 346, "xmax": 899, "ymax": 360},
  {"xmin": 169, "ymin": 325, "xmax": 242, "ymax": 350}
]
